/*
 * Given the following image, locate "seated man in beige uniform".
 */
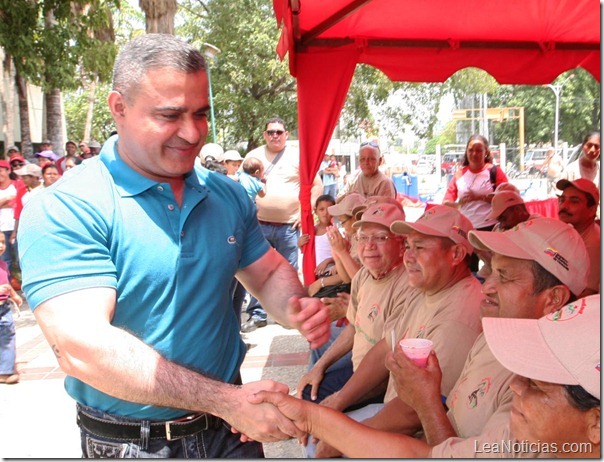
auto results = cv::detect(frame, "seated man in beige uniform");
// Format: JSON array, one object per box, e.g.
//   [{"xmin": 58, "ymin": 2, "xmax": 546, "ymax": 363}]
[
  {"xmin": 336, "ymin": 141, "xmax": 396, "ymax": 201},
  {"xmin": 249, "ymin": 218, "xmax": 589, "ymax": 458},
  {"xmin": 296, "ymin": 202, "xmax": 412, "ymax": 408},
  {"xmin": 310, "ymin": 205, "xmax": 483, "ymax": 457},
  {"xmin": 556, "ymin": 178, "xmax": 600, "ymax": 297}
]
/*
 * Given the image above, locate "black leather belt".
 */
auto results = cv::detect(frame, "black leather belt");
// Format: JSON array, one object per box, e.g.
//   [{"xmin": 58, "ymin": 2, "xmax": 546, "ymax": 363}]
[
  {"xmin": 77, "ymin": 409, "xmax": 222, "ymax": 441},
  {"xmin": 258, "ymin": 220, "xmax": 290, "ymax": 227}
]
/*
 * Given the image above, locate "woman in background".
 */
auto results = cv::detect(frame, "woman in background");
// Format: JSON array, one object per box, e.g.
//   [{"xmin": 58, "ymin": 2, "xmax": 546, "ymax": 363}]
[{"xmin": 562, "ymin": 131, "xmax": 600, "ymax": 186}]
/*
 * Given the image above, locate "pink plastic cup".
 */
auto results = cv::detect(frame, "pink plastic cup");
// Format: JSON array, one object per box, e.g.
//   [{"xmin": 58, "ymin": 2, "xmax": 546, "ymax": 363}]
[{"xmin": 399, "ymin": 338, "xmax": 433, "ymax": 367}]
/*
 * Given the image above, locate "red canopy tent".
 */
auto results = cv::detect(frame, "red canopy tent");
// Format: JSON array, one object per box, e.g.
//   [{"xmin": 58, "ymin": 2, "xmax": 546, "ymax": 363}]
[{"xmin": 272, "ymin": 0, "xmax": 601, "ymax": 284}]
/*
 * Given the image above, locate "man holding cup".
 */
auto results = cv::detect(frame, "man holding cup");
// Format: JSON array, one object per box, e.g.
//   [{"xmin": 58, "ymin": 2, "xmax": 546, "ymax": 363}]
[
  {"xmin": 309, "ymin": 205, "xmax": 483, "ymax": 457},
  {"xmin": 248, "ymin": 217, "xmax": 589, "ymax": 458},
  {"xmin": 384, "ymin": 217, "xmax": 589, "ymax": 457}
]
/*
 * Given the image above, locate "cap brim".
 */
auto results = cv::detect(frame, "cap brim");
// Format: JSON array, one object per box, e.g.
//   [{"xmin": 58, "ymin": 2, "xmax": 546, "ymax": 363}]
[
  {"xmin": 468, "ymin": 229, "xmax": 529, "ymax": 259},
  {"xmin": 390, "ymin": 220, "xmax": 447, "ymax": 238},
  {"xmin": 483, "ymin": 317, "xmax": 578, "ymax": 387},
  {"xmin": 327, "ymin": 204, "xmax": 349, "ymax": 216}
]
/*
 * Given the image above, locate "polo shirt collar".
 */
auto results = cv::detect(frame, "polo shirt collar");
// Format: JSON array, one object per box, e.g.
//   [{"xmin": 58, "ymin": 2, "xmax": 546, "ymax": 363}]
[{"xmin": 99, "ymin": 135, "xmax": 206, "ymax": 198}]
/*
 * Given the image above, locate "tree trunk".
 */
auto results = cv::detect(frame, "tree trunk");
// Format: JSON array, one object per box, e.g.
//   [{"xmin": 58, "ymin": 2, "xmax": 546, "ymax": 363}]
[
  {"xmin": 1, "ymin": 52, "xmax": 18, "ymax": 155},
  {"xmin": 83, "ymin": 78, "xmax": 97, "ymax": 142},
  {"xmin": 45, "ymin": 88, "xmax": 64, "ymax": 156},
  {"xmin": 43, "ymin": 8, "xmax": 64, "ymax": 156},
  {"xmin": 139, "ymin": 0, "xmax": 177, "ymax": 34},
  {"xmin": 15, "ymin": 72, "xmax": 33, "ymax": 160}
]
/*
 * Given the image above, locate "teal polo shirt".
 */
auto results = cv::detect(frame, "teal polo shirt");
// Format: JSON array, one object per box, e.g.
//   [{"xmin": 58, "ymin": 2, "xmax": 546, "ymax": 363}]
[{"xmin": 19, "ymin": 136, "xmax": 270, "ymax": 419}]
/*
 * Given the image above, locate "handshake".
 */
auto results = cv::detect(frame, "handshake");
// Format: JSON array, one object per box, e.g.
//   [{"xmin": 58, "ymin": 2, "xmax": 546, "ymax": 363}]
[{"xmin": 224, "ymin": 380, "xmax": 314, "ymax": 444}]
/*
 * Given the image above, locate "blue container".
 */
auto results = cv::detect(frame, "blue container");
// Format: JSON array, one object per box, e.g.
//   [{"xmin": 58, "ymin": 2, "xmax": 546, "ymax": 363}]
[
  {"xmin": 393, "ymin": 174, "xmax": 409, "ymax": 195},
  {"xmin": 407, "ymin": 175, "xmax": 419, "ymax": 198}
]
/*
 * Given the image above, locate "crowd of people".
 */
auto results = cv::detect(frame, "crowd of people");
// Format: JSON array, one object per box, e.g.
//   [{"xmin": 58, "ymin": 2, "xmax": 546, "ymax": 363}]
[{"xmin": 0, "ymin": 33, "xmax": 600, "ymax": 459}]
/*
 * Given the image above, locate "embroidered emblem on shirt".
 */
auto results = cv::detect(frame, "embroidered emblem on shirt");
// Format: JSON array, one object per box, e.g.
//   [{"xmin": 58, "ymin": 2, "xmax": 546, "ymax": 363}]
[
  {"xmin": 367, "ymin": 304, "xmax": 380, "ymax": 322},
  {"xmin": 466, "ymin": 377, "xmax": 491, "ymax": 409}
]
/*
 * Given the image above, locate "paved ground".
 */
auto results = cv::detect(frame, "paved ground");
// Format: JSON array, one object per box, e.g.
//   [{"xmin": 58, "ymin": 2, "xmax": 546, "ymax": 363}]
[{"xmin": 0, "ymin": 301, "xmax": 309, "ymax": 458}]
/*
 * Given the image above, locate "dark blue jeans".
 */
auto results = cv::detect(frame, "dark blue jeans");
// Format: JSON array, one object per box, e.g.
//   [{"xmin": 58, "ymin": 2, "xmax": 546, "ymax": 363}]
[
  {"xmin": 0, "ymin": 300, "xmax": 15, "ymax": 375},
  {"xmin": 77, "ymin": 404, "xmax": 264, "ymax": 458},
  {"xmin": 246, "ymin": 222, "xmax": 300, "ymax": 320},
  {"xmin": 1, "ymin": 230, "xmax": 15, "ymax": 278}
]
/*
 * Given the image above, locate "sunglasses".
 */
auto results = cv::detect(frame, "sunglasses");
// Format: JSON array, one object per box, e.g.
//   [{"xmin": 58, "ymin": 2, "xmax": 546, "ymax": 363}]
[
  {"xmin": 10, "ymin": 162, "xmax": 24, "ymax": 167},
  {"xmin": 265, "ymin": 130, "xmax": 285, "ymax": 137},
  {"xmin": 360, "ymin": 141, "xmax": 380, "ymax": 150}
]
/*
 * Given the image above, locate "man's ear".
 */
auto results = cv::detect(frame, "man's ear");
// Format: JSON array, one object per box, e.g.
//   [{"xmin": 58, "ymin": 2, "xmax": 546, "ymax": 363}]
[
  {"xmin": 451, "ymin": 243, "xmax": 467, "ymax": 265},
  {"xmin": 540, "ymin": 285, "xmax": 572, "ymax": 316},
  {"xmin": 107, "ymin": 91, "xmax": 126, "ymax": 120},
  {"xmin": 586, "ymin": 406, "xmax": 600, "ymax": 447}
]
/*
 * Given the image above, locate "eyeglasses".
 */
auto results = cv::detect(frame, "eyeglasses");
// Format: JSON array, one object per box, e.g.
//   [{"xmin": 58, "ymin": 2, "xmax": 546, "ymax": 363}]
[
  {"xmin": 265, "ymin": 130, "xmax": 285, "ymax": 137},
  {"xmin": 355, "ymin": 234, "xmax": 396, "ymax": 245}
]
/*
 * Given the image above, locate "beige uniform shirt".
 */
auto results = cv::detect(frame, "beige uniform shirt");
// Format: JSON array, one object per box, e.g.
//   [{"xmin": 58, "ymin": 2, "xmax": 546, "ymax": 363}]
[
  {"xmin": 337, "ymin": 170, "xmax": 396, "ymax": 200},
  {"xmin": 383, "ymin": 275, "xmax": 483, "ymax": 402},
  {"xmin": 247, "ymin": 145, "xmax": 322, "ymax": 224},
  {"xmin": 430, "ymin": 335, "xmax": 541, "ymax": 458},
  {"xmin": 346, "ymin": 264, "xmax": 412, "ymax": 370}
]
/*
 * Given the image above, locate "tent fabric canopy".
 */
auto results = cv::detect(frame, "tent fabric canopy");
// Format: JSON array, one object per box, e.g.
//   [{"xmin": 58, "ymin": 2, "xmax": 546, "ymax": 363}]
[{"xmin": 272, "ymin": 0, "xmax": 601, "ymax": 284}]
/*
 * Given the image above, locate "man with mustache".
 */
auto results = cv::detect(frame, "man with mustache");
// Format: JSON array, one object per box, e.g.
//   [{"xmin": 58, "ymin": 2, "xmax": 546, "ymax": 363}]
[{"xmin": 556, "ymin": 178, "xmax": 600, "ymax": 297}]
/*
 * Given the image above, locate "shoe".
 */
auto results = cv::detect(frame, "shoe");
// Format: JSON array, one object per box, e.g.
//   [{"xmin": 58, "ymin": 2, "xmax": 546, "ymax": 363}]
[
  {"xmin": 0, "ymin": 373, "xmax": 19, "ymax": 384},
  {"xmin": 240, "ymin": 316, "xmax": 268, "ymax": 333}
]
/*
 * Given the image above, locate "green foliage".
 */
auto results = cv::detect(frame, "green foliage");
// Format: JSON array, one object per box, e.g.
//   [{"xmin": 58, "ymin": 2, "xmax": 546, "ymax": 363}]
[
  {"xmin": 425, "ymin": 120, "xmax": 457, "ymax": 153},
  {"xmin": 0, "ymin": 0, "xmax": 118, "ymax": 91},
  {"xmin": 488, "ymin": 69, "xmax": 600, "ymax": 148},
  {"xmin": 178, "ymin": 0, "xmax": 297, "ymax": 152},
  {"xmin": 64, "ymin": 82, "xmax": 115, "ymax": 143}
]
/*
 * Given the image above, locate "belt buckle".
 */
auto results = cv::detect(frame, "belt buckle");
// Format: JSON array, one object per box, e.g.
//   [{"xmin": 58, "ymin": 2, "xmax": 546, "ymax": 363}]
[{"xmin": 165, "ymin": 414, "xmax": 208, "ymax": 441}]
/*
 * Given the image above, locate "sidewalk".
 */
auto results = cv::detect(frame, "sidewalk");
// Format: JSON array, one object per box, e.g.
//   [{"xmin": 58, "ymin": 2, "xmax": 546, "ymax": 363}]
[{"xmin": 0, "ymin": 301, "xmax": 309, "ymax": 458}]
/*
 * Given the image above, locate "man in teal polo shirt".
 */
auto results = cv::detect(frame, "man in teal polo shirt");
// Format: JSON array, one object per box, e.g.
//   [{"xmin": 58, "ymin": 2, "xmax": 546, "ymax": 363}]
[{"xmin": 17, "ymin": 34, "xmax": 329, "ymax": 458}]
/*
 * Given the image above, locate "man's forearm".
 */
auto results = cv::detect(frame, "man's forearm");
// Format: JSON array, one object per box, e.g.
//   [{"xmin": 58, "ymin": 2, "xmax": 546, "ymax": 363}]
[
  {"xmin": 239, "ymin": 252, "xmax": 307, "ymax": 326},
  {"xmin": 307, "ymin": 404, "xmax": 431, "ymax": 458},
  {"xmin": 37, "ymin": 303, "xmax": 242, "ymax": 418},
  {"xmin": 362, "ymin": 397, "xmax": 422, "ymax": 435},
  {"xmin": 414, "ymin": 401, "xmax": 458, "ymax": 446}
]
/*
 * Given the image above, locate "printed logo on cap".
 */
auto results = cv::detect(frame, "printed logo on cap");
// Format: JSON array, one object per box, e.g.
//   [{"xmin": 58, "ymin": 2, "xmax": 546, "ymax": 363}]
[
  {"xmin": 371, "ymin": 206, "xmax": 386, "ymax": 217},
  {"xmin": 421, "ymin": 208, "xmax": 437, "ymax": 220},
  {"xmin": 543, "ymin": 247, "xmax": 569, "ymax": 271},
  {"xmin": 546, "ymin": 298, "xmax": 587, "ymax": 322},
  {"xmin": 451, "ymin": 225, "xmax": 467, "ymax": 240}
]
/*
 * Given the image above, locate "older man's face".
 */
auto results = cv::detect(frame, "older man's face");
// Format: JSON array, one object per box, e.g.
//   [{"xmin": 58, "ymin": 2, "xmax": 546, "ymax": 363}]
[
  {"xmin": 358, "ymin": 147, "xmax": 381, "ymax": 177},
  {"xmin": 356, "ymin": 223, "xmax": 404, "ymax": 277}
]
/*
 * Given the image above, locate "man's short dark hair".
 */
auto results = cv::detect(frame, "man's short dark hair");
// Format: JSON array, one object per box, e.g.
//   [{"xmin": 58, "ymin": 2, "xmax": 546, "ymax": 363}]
[
  {"xmin": 530, "ymin": 260, "xmax": 566, "ymax": 296},
  {"xmin": 565, "ymin": 384, "xmax": 600, "ymax": 411},
  {"xmin": 265, "ymin": 117, "xmax": 287, "ymax": 131},
  {"xmin": 113, "ymin": 34, "xmax": 206, "ymax": 104}
]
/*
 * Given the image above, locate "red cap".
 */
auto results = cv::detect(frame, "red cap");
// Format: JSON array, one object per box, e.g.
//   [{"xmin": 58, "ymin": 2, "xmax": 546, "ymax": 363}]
[
  {"xmin": 0, "ymin": 160, "xmax": 11, "ymax": 170},
  {"xmin": 9, "ymin": 155, "xmax": 25, "ymax": 163}
]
